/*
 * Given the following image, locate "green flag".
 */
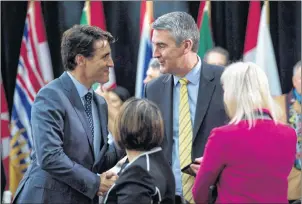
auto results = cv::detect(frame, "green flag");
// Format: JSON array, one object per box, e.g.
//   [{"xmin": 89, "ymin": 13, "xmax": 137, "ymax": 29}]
[
  {"xmin": 80, "ymin": 4, "xmax": 88, "ymax": 25},
  {"xmin": 197, "ymin": 2, "xmax": 213, "ymax": 58}
]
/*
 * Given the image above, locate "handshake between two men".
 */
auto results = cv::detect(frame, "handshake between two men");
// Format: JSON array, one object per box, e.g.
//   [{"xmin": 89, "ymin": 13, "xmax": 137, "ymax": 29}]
[
  {"xmin": 97, "ymin": 171, "xmax": 118, "ymax": 197},
  {"xmin": 97, "ymin": 156, "xmax": 127, "ymax": 196}
]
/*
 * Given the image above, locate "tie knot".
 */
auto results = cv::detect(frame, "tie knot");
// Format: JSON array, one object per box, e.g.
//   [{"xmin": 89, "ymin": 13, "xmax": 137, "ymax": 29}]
[
  {"xmin": 179, "ymin": 78, "xmax": 189, "ymax": 85},
  {"xmin": 85, "ymin": 92, "xmax": 93, "ymax": 103}
]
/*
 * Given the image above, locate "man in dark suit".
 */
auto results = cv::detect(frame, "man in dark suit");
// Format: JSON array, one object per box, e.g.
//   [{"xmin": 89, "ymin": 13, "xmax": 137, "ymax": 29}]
[
  {"xmin": 144, "ymin": 12, "xmax": 228, "ymax": 203},
  {"xmin": 13, "ymin": 25, "xmax": 123, "ymax": 204}
]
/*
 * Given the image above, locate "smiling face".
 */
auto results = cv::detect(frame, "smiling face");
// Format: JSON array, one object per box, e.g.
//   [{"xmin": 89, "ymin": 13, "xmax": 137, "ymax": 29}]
[
  {"xmin": 152, "ymin": 29, "xmax": 186, "ymax": 75},
  {"xmin": 84, "ymin": 40, "xmax": 114, "ymax": 84}
]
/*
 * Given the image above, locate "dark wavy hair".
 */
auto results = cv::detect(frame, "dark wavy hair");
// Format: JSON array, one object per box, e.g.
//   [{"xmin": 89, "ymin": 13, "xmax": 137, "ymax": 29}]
[{"xmin": 61, "ymin": 24, "xmax": 115, "ymax": 71}]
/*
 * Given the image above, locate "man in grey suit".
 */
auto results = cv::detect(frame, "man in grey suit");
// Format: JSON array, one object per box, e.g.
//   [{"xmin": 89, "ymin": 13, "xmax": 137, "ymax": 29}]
[
  {"xmin": 144, "ymin": 12, "xmax": 228, "ymax": 203},
  {"xmin": 13, "ymin": 25, "xmax": 123, "ymax": 204}
]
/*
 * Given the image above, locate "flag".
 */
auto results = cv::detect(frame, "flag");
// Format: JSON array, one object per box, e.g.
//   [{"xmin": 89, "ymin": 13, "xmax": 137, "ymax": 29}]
[
  {"xmin": 9, "ymin": 1, "xmax": 53, "ymax": 195},
  {"xmin": 81, "ymin": 0, "xmax": 117, "ymax": 91},
  {"xmin": 1, "ymin": 73, "xmax": 10, "ymax": 191},
  {"xmin": 243, "ymin": 1, "xmax": 261, "ymax": 62},
  {"xmin": 244, "ymin": 1, "xmax": 282, "ymax": 96},
  {"xmin": 135, "ymin": 1, "xmax": 153, "ymax": 98},
  {"xmin": 255, "ymin": 1, "xmax": 281, "ymax": 96},
  {"xmin": 197, "ymin": 1, "xmax": 213, "ymax": 58}
]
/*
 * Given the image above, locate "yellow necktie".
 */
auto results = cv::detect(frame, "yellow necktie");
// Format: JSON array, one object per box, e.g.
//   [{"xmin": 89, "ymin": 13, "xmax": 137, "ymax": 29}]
[{"xmin": 179, "ymin": 78, "xmax": 195, "ymax": 203}]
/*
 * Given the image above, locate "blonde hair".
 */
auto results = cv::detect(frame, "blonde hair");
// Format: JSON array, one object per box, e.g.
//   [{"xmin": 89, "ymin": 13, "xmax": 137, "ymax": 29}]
[{"xmin": 221, "ymin": 61, "xmax": 281, "ymax": 128}]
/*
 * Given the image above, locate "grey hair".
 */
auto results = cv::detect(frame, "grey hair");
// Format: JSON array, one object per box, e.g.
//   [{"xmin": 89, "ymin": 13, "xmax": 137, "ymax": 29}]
[
  {"xmin": 152, "ymin": 11, "xmax": 200, "ymax": 53},
  {"xmin": 293, "ymin": 60, "xmax": 301, "ymax": 76},
  {"xmin": 148, "ymin": 58, "xmax": 160, "ymax": 70}
]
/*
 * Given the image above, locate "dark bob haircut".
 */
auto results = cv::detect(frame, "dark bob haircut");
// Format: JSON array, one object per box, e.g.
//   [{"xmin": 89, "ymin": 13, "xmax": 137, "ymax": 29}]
[{"xmin": 114, "ymin": 98, "xmax": 164, "ymax": 151}]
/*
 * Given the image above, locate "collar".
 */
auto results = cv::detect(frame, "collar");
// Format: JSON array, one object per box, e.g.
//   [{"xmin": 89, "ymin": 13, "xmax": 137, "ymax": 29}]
[
  {"xmin": 257, "ymin": 108, "xmax": 272, "ymax": 118},
  {"xmin": 173, "ymin": 55, "xmax": 201, "ymax": 86},
  {"xmin": 242, "ymin": 108, "xmax": 273, "ymax": 120},
  {"xmin": 67, "ymin": 72, "xmax": 93, "ymax": 98},
  {"xmin": 121, "ymin": 147, "xmax": 162, "ymax": 173}
]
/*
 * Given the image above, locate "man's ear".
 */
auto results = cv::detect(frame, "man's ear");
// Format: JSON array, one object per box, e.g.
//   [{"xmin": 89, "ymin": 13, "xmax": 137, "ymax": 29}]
[
  {"xmin": 75, "ymin": 54, "xmax": 86, "ymax": 66},
  {"xmin": 183, "ymin": 39, "xmax": 194, "ymax": 54}
]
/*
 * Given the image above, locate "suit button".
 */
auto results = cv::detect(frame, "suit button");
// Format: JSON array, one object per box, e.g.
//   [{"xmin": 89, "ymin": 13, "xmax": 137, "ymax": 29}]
[{"xmin": 169, "ymin": 161, "xmax": 172, "ymax": 165}]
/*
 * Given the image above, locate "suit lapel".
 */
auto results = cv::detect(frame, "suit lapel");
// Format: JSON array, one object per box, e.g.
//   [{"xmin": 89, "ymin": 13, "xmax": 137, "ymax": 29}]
[
  {"xmin": 94, "ymin": 95, "xmax": 108, "ymax": 145},
  {"xmin": 159, "ymin": 75, "xmax": 174, "ymax": 146},
  {"xmin": 93, "ymin": 95, "xmax": 108, "ymax": 166},
  {"xmin": 59, "ymin": 72, "xmax": 94, "ymax": 156},
  {"xmin": 193, "ymin": 62, "xmax": 216, "ymax": 142}
]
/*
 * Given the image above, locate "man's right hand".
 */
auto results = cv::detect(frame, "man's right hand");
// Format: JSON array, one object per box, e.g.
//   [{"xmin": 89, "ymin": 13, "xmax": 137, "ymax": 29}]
[{"xmin": 97, "ymin": 171, "xmax": 118, "ymax": 196}]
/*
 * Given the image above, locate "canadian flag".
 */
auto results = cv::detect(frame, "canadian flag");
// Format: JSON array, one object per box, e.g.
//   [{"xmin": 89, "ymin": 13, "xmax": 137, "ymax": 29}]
[
  {"xmin": 32, "ymin": 1, "xmax": 53, "ymax": 84},
  {"xmin": 243, "ymin": 1, "xmax": 282, "ymax": 96}
]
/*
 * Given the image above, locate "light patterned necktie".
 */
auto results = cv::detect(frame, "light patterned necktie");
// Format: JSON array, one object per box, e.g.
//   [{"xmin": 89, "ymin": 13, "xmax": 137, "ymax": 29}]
[{"xmin": 179, "ymin": 78, "xmax": 195, "ymax": 203}]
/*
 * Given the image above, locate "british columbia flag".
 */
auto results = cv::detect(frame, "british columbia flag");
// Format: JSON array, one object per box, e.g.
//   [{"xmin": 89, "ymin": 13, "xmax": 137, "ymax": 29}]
[{"xmin": 9, "ymin": 1, "xmax": 53, "ymax": 195}]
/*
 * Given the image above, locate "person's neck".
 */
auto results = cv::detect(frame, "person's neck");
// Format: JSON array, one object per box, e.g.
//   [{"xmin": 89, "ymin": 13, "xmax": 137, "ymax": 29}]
[
  {"xmin": 126, "ymin": 149, "xmax": 146, "ymax": 163},
  {"xmin": 69, "ymin": 70, "xmax": 92, "ymax": 89},
  {"xmin": 174, "ymin": 53, "xmax": 198, "ymax": 78}
]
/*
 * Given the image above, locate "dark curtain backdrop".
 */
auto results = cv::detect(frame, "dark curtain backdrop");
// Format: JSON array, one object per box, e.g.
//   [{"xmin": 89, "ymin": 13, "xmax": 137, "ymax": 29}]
[{"xmin": 1, "ymin": 1, "xmax": 301, "ymax": 115}]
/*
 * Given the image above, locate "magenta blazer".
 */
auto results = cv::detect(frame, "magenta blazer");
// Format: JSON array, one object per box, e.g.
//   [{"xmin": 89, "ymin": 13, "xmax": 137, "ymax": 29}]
[{"xmin": 192, "ymin": 115, "xmax": 297, "ymax": 203}]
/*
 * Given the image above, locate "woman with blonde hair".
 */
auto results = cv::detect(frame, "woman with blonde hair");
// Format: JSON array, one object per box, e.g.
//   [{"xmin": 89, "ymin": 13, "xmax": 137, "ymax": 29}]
[{"xmin": 192, "ymin": 62, "xmax": 297, "ymax": 203}]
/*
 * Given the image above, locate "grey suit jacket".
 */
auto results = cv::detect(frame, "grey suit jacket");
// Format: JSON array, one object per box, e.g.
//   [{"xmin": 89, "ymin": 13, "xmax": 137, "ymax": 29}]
[
  {"xmin": 144, "ymin": 61, "xmax": 228, "ymax": 165},
  {"xmin": 13, "ymin": 72, "xmax": 123, "ymax": 204}
]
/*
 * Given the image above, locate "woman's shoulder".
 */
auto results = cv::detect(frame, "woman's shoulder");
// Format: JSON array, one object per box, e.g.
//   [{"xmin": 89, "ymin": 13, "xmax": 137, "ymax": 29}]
[
  {"xmin": 273, "ymin": 121, "xmax": 298, "ymax": 140},
  {"xmin": 210, "ymin": 120, "xmax": 297, "ymax": 139},
  {"xmin": 118, "ymin": 156, "xmax": 153, "ymax": 180},
  {"xmin": 115, "ymin": 162, "xmax": 155, "ymax": 192},
  {"xmin": 120, "ymin": 160, "xmax": 149, "ymax": 175},
  {"xmin": 105, "ymin": 159, "xmax": 155, "ymax": 203},
  {"xmin": 209, "ymin": 123, "xmax": 243, "ymax": 137}
]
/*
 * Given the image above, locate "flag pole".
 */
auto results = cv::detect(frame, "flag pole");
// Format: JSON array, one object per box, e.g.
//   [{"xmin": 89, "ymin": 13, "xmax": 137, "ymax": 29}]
[
  {"xmin": 29, "ymin": 0, "xmax": 34, "ymax": 8},
  {"xmin": 207, "ymin": 0, "xmax": 211, "ymax": 22},
  {"xmin": 265, "ymin": 0, "xmax": 269, "ymax": 24},
  {"xmin": 87, "ymin": 0, "xmax": 91, "ymax": 25}
]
